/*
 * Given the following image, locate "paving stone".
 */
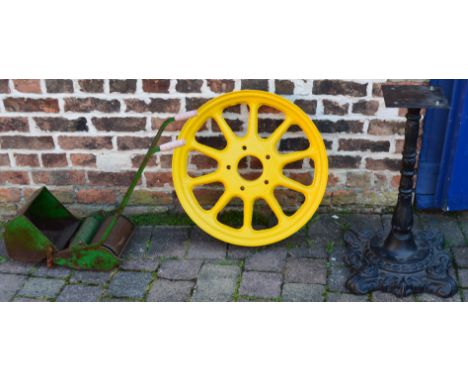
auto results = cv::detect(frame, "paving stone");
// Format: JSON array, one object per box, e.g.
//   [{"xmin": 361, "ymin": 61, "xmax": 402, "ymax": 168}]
[
  {"xmin": 70, "ymin": 270, "xmax": 111, "ymax": 285},
  {"xmin": 158, "ymin": 259, "xmax": 202, "ymax": 280},
  {"xmin": 125, "ymin": 226, "xmax": 153, "ymax": 257},
  {"xmin": 308, "ymin": 214, "xmax": 344, "ymax": 244},
  {"xmin": 120, "ymin": 256, "xmax": 160, "ymax": 272},
  {"xmin": 192, "ymin": 263, "xmax": 240, "ymax": 301},
  {"xmin": 282, "ymin": 283, "xmax": 324, "ymax": 301},
  {"xmin": 371, "ymin": 291, "xmax": 415, "ymax": 302},
  {"xmin": 18, "ymin": 277, "xmax": 65, "ymax": 299},
  {"xmin": 187, "ymin": 228, "xmax": 227, "ymax": 260},
  {"xmin": 108, "ymin": 271, "xmax": 153, "ymax": 299},
  {"xmin": 458, "ymin": 215, "xmax": 468, "ymax": 243},
  {"xmin": 415, "ymin": 293, "xmax": 462, "ymax": 302},
  {"xmin": 327, "ymin": 292, "xmax": 369, "ymax": 302},
  {"xmin": 457, "ymin": 269, "xmax": 468, "ymax": 288},
  {"xmin": 328, "ymin": 265, "xmax": 351, "ymax": 293},
  {"xmin": 12, "ymin": 297, "xmax": 43, "ymax": 302},
  {"xmin": 328, "ymin": 244, "xmax": 347, "ymax": 265},
  {"xmin": 418, "ymin": 214, "xmax": 465, "ymax": 247},
  {"xmin": 244, "ymin": 249, "xmax": 287, "ymax": 272},
  {"xmin": 147, "ymin": 280, "xmax": 194, "ymax": 301},
  {"xmin": 0, "ymin": 258, "xmax": 36, "ymax": 275},
  {"xmin": 0, "ymin": 273, "xmax": 27, "ymax": 301},
  {"xmin": 148, "ymin": 226, "xmax": 190, "ymax": 258},
  {"xmin": 239, "ymin": 271, "xmax": 282, "ymax": 298},
  {"xmin": 453, "ymin": 247, "xmax": 468, "ymax": 268},
  {"xmin": 284, "ymin": 258, "xmax": 327, "ymax": 284},
  {"xmin": 57, "ymin": 285, "xmax": 102, "ymax": 302},
  {"xmin": 33, "ymin": 265, "xmax": 71, "ymax": 279}
]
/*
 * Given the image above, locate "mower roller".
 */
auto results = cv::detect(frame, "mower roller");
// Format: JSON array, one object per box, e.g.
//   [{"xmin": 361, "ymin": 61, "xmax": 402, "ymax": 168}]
[{"xmin": 3, "ymin": 114, "xmax": 191, "ymax": 271}]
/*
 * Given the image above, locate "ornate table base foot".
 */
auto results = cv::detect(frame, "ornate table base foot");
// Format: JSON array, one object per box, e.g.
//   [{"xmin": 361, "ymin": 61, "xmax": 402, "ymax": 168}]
[{"xmin": 344, "ymin": 230, "xmax": 458, "ymax": 298}]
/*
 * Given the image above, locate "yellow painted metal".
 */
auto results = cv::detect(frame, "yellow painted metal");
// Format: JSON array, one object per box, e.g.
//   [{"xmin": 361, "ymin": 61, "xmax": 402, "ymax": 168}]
[{"xmin": 172, "ymin": 90, "xmax": 328, "ymax": 246}]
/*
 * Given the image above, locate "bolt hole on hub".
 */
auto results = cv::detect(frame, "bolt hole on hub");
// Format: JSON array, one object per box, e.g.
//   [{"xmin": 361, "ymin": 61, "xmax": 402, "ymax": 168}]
[{"xmin": 173, "ymin": 90, "xmax": 328, "ymax": 247}]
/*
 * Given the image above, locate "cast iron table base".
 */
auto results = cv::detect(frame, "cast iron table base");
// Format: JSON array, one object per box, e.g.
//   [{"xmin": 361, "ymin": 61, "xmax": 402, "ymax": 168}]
[{"xmin": 344, "ymin": 85, "xmax": 457, "ymax": 298}]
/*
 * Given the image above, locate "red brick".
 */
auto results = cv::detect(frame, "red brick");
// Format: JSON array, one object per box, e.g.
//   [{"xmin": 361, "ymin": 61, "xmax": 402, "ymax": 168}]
[
  {"xmin": 128, "ymin": 190, "xmax": 173, "ymax": 206},
  {"xmin": 117, "ymin": 136, "xmax": 169, "ymax": 150},
  {"xmin": 14, "ymin": 154, "xmax": 39, "ymax": 167},
  {"xmin": 0, "ymin": 171, "xmax": 29, "ymax": 185},
  {"xmin": 0, "ymin": 153, "xmax": 10, "ymax": 166},
  {"xmin": 241, "ymin": 79, "xmax": 269, "ymax": 91},
  {"xmin": 145, "ymin": 171, "xmax": 174, "ymax": 187},
  {"xmin": 4, "ymin": 97, "xmax": 59, "ymax": 113},
  {"xmin": 58, "ymin": 136, "xmax": 113, "ymax": 150},
  {"xmin": 41, "ymin": 153, "xmax": 68, "ymax": 167},
  {"xmin": 391, "ymin": 175, "xmax": 401, "ymax": 188},
  {"xmin": 185, "ymin": 97, "xmax": 210, "ymax": 111},
  {"xmin": 352, "ymin": 100, "xmax": 379, "ymax": 116},
  {"xmin": 159, "ymin": 155, "xmax": 172, "ymax": 168},
  {"xmin": 131, "ymin": 154, "xmax": 157, "ymax": 168},
  {"xmin": 0, "ymin": 136, "xmax": 54, "ymax": 150},
  {"xmin": 32, "ymin": 170, "xmax": 86, "ymax": 186},
  {"xmin": 109, "ymin": 79, "xmax": 137, "ymax": 93},
  {"xmin": 328, "ymin": 155, "xmax": 361, "ymax": 169},
  {"xmin": 338, "ymin": 139, "xmax": 390, "ymax": 152},
  {"xmin": 78, "ymin": 79, "xmax": 104, "ymax": 93},
  {"xmin": 45, "ymin": 79, "xmax": 74, "ymax": 93},
  {"xmin": 64, "ymin": 98, "xmax": 120, "ymax": 113},
  {"xmin": 275, "ymin": 80, "xmax": 294, "ymax": 95},
  {"xmin": 368, "ymin": 120, "xmax": 405, "ymax": 135},
  {"xmin": 191, "ymin": 155, "xmax": 217, "ymax": 169},
  {"xmin": 395, "ymin": 139, "xmax": 404, "ymax": 153},
  {"xmin": 142, "ymin": 79, "xmax": 170, "ymax": 93},
  {"xmin": 92, "ymin": 117, "xmax": 146, "ymax": 132},
  {"xmin": 193, "ymin": 187, "xmax": 224, "ymax": 206},
  {"xmin": 323, "ymin": 100, "xmax": 349, "ymax": 115},
  {"xmin": 0, "ymin": 117, "xmax": 29, "ymax": 132},
  {"xmin": 365, "ymin": 158, "xmax": 401, "ymax": 171},
  {"xmin": 207, "ymin": 79, "xmax": 235, "ymax": 93},
  {"xmin": 152, "ymin": 117, "xmax": 186, "ymax": 132},
  {"xmin": 76, "ymin": 189, "xmax": 116, "ymax": 204},
  {"xmin": 315, "ymin": 120, "xmax": 363, "ymax": 134},
  {"xmin": 284, "ymin": 171, "xmax": 313, "ymax": 185},
  {"xmin": 13, "ymin": 79, "xmax": 41, "ymax": 93},
  {"xmin": 0, "ymin": 79, "xmax": 10, "ymax": 93},
  {"xmin": 176, "ymin": 79, "xmax": 203, "ymax": 93},
  {"xmin": 70, "ymin": 153, "xmax": 96, "ymax": 167},
  {"xmin": 313, "ymin": 80, "xmax": 367, "ymax": 97},
  {"xmin": 294, "ymin": 99, "xmax": 317, "ymax": 114},
  {"xmin": 346, "ymin": 172, "xmax": 372, "ymax": 188},
  {"xmin": 87, "ymin": 171, "xmax": 139, "ymax": 186},
  {"xmin": 35, "ymin": 117, "xmax": 88, "ymax": 132},
  {"xmin": 0, "ymin": 188, "xmax": 21, "ymax": 202},
  {"xmin": 125, "ymin": 98, "xmax": 181, "ymax": 113}
]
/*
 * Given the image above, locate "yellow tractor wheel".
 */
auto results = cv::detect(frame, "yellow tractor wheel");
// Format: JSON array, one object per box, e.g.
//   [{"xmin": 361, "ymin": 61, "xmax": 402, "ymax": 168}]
[{"xmin": 172, "ymin": 90, "xmax": 328, "ymax": 246}]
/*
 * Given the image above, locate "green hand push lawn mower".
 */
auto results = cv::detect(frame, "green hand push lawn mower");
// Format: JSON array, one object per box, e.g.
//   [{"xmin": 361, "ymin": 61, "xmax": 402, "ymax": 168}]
[{"xmin": 3, "ymin": 113, "xmax": 192, "ymax": 271}]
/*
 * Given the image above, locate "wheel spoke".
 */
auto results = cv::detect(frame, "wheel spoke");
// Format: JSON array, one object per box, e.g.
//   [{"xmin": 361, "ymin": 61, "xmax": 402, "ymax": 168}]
[
  {"xmin": 188, "ymin": 170, "xmax": 222, "ymax": 187},
  {"xmin": 278, "ymin": 176, "xmax": 309, "ymax": 195},
  {"xmin": 190, "ymin": 141, "xmax": 222, "ymax": 161},
  {"xmin": 242, "ymin": 196, "xmax": 254, "ymax": 230},
  {"xmin": 268, "ymin": 117, "xmax": 293, "ymax": 144},
  {"xmin": 278, "ymin": 149, "xmax": 315, "ymax": 166},
  {"xmin": 212, "ymin": 112, "xmax": 236, "ymax": 142},
  {"xmin": 210, "ymin": 190, "xmax": 233, "ymax": 216},
  {"xmin": 247, "ymin": 102, "xmax": 259, "ymax": 137},
  {"xmin": 264, "ymin": 195, "xmax": 287, "ymax": 224}
]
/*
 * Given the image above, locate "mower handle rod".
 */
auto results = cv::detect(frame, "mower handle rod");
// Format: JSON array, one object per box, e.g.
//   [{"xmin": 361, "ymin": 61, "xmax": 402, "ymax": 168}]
[{"xmin": 95, "ymin": 112, "xmax": 196, "ymax": 246}]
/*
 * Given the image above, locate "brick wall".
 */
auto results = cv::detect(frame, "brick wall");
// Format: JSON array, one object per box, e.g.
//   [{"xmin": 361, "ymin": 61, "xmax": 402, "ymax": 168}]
[{"xmin": 0, "ymin": 79, "xmax": 424, "ymax": 218}]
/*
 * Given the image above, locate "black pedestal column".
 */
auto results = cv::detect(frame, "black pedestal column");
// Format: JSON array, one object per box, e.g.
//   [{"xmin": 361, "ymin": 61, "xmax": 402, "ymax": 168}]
[{"xmin": 344, "ymin": 85, "xmax": 457, "ymax": 298}]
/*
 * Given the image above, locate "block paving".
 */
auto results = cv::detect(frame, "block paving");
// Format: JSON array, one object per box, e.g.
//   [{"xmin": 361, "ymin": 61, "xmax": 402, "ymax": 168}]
[{"xmin": 1, "ymin": 212, "xmax": 468, "ymax": 302}]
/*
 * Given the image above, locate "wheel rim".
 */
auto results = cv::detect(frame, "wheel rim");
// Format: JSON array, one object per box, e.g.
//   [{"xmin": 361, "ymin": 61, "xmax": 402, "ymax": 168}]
[{"xmin": 172, "ymin": 90, "xmax": 328, "ymax": 246}]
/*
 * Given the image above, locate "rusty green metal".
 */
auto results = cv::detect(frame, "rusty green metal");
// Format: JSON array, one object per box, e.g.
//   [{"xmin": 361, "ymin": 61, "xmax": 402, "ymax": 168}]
[{"xmin": 3, "ymin": 117, "xmax": 176, "ymax": 270}]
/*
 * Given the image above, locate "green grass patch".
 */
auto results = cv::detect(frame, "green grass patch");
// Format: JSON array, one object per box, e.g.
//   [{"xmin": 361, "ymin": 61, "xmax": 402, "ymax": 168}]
[{"xmin": 130, "ymin": 212, "xmax": 194, "ymax": 226}]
